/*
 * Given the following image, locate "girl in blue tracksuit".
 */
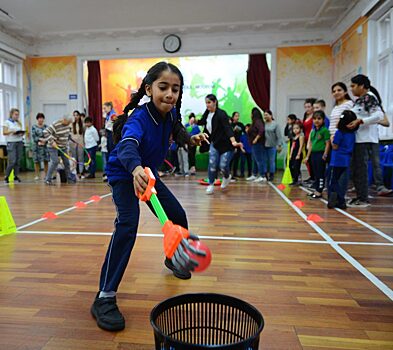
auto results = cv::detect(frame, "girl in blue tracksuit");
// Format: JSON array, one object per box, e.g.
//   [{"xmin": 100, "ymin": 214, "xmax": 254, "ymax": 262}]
[{"xmin": 91, "ymin": 62, "xmax": 207, "ymax": 332}]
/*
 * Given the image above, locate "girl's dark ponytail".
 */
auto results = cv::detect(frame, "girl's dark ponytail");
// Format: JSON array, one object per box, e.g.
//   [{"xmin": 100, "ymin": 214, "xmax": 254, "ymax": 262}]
[
  {"xmin": 113, "ymin": 82, "xmax": 146, "ymax": 144},
  {"xmin": 369, "ymin": 85, "xmax": 384, "ymax": 112}
]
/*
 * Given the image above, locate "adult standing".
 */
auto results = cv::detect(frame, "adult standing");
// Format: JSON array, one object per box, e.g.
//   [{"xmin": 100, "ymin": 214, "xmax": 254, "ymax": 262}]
[
  {"xmin": 329, "ymin": 82, "xmax": 354, "ymax": 137},
  {"xmin": 3, "ymin": 108, "xmax": 24, "ymax": 183},
  {"xmin": 347, "ymin": 74, "xmax": 392, "ymax": 207},
  {"xmin": 263, "ymin": 110, "xmax": 283, "ymax": 182},
  {"xmin": 41, "ymin": 115, "xmax": 75, "ymax": 185},
  {"xmin": 246, "ymin": 107, "xmax": 266, "ymax": 182},
  {"xmin": 31, "ymin": 113, "xmax": 49, "ymax": 180},
  {"xmin": 198, "ymin": 94, "xmax": 242, "ymax": 195}
]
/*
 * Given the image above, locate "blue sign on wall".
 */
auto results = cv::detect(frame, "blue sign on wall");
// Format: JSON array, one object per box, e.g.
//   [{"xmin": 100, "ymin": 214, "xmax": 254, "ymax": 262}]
[{"xmin": 69, "ymin": 94, "xmax": 78, "ymax": 100}]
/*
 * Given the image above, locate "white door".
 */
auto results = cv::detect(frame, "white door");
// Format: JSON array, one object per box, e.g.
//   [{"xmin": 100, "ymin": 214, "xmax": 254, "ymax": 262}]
[
  {"xmin": 287, "ymin": 97, "xmax": 307, "ymax": 120},
  {"xmin": 42, "ymin": 103, "xmax": 68, "ymax": 125}
]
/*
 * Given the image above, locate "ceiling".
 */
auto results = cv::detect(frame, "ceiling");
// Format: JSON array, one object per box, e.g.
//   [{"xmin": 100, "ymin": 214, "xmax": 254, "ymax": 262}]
[{"xmin": 0, "ymin": 0, "xmax": 359, "ymax": 44}]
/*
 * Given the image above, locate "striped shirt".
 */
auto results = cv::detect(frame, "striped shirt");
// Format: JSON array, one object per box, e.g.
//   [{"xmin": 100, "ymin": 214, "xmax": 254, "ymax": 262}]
[
  {"xmin": 329, "ymin": 100, "xmax": 354, "ymax": 136},
  {"xmin": 42, "ymin": 120, "xmax": 71, "ymax": 149}
]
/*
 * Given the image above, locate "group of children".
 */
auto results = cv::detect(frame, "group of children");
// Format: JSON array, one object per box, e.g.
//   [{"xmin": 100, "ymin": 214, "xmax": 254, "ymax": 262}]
[{"xmin": 285, "ymin": 75, "xmax": 392, "ymax": 209}]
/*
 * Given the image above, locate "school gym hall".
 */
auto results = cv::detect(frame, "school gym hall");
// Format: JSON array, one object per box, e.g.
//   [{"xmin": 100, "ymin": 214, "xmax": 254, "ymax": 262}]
[{"xmin": 0, "ymin": 1, "xmax": 393, "ymax": 349}]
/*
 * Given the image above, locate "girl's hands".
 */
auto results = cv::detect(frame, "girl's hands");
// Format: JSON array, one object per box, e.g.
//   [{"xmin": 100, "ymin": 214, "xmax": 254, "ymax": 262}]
[
  {"xmin": 277, "ymin": 145, "xmax": 282, "ymax": 153},
  {"xmin": 304, "ymin": 157, "xmax": 309, "ymax": 164},
  {"xmin": 132, "ymin": 165, "xmax": 149, "ymax": 197},
  {"xmin": 191, "ymin": 133, "xmax": 209, "ymax": 146},
  {"xmin": 296, "ymin": 154, "xmax": 300, "ymax": 160}
]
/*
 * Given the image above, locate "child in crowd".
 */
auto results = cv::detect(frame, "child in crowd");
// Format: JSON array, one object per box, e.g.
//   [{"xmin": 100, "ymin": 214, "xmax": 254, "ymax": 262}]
[
  {"xmin": 99, "ymin": 129, "xmax": 108, "ymax": 181},
  {"xmin": 240, "ymin": 124, "xmax": 252, "ymax": 178},
  {"xmin": 284, "ymin": 114, "xmax": 297, "ymax": 142},
  {"xmin": 84, "ymin": 117, "xmax": 99, "ymax": 179},
  {"xmin": 231, "ymin": 111, "xmax": 246, "ymax": 180},
  {"xmin": 327, "ymin": 110, "xmax": 358, "ymax": 209},
  {"xmin": 168, "ymin": 139, "xmax": 179, "ymax": 174},
  {"xmin": 313, "ymin": 99, "xmax": 330, "ymax": 130},
  {"xmin": 289, "ymin": 121, "xmax": 304, "ymax": 185},
  {"xmin": 185, "ymin": 113, "xmax": 200, "ymax": 175},
  {"xmin": 304, "ymin": 111, "xmax": 330, "ymax": 198},
  {"xmin": 177, "ymin": 143, "xmax": 189, "ymax": 177}
]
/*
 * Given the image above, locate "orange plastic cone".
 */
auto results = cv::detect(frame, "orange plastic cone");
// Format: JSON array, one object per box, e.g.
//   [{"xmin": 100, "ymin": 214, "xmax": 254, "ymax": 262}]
[
  {"xmin": 293, "ymin": 200, "xmax": 305, "ymax": 208},
  {"xmin": 90, "ymin": 195, "xmax": 101, "ymax": 202},
  {"xmin": 42, "ymin": 212, "xmax": 58, "ymax": 219},
  {"xmin": 75, "ymin": 201, "xmax": 87, "ymax": 208},
  {"xmin": 307, "ymin": 214, "xmax": 324, "ymax": 223}
]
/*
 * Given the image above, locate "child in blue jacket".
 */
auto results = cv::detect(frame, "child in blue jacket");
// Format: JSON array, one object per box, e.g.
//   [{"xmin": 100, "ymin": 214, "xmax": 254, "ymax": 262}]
[{"xmin": 91, "ymin": 62, "xmax": 208, "ymax": 332}]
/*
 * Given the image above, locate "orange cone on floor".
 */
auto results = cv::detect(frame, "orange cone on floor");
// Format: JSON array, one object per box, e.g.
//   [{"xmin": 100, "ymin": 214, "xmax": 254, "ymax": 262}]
[
  {"xmin": 75, "ymin": 201, "xmax": 87, "ymax": 208},
  {"xmin": 277, "ymin": 184, "xmax": 286, "ymax": 190},
  {"xmin": 293, "ymin": 200, "xmax": 305, "ymax": 208},
  {"xmin": 307, "ymin": 214, "xmax": 324, "ymax": 223},
  {"xmin": 42, "ymin": 212, "xmax": 58, "ymax": 219},
  {"xmin": 0, "ymin": 196, "xmax": 16, "ymax": 236},
  {"xmin": 90, "ymin": 195, "xmax": 101, "ymax": 202}
]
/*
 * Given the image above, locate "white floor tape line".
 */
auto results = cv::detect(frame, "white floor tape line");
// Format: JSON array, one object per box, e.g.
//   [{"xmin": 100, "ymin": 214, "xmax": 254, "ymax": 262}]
[
  {"xmin": 17, "ymin": 230, "xmax": 393, "ymax": 246},
  {"xmin": 270, "ymin": 182, "xmax": 393, "ymax": 301},
  {"xmin": 299, "ymin": 186, "xmax": 393, "ymax": 243},
  {"xmin": 16, "ymin": 193, "xmax": 112, "ymax": 230}
]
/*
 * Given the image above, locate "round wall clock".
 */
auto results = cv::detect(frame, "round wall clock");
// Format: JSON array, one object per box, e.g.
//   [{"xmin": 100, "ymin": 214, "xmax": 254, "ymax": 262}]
[{"xmin": 163, "ymin": 34, "xmax": 181, "ymax": 53}]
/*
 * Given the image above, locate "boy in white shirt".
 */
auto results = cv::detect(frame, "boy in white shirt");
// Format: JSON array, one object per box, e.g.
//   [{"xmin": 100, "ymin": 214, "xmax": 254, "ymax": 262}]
[{"xmin": 84, "ymin": 117, "xmax": 99, "ymax": 179}]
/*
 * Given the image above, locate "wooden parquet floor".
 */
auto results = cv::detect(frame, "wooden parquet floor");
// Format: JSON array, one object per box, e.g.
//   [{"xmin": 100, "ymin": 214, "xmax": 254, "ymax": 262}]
[{"xmin": 0, "ymin": 173, "xmax": 392, "ymax": 349}]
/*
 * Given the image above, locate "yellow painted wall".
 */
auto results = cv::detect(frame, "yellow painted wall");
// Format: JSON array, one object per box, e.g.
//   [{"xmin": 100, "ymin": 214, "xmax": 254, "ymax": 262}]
[
  {"xmin": 332, "ymin": 17, "xmax": 368, "ymax": 85},
  {"xmin": 276, "ymin": 45, "xmax": 333, "ymax": 121},
  {"xmin": 24, "ymin": 56, "xmax": 78, "ymax": 132}
]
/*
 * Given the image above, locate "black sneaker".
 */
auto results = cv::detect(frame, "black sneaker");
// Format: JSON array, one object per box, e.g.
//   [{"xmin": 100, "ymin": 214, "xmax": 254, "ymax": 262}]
[
  {"xmin": 336, "ymin": 203, "xmax": 347, "ymax": 210},
  {"xmin": 164, "ymin": 258, "xmax": 191, "ymax": 280},
  {"xmin": 91, "ymin": 293, "xmax": 125, "ymax": 331},
  {"xmin": 347, "ymin": 199, "xmax": 370, "ymax": 208},
  {"xmin": 14, "ymin": 176, "xmax": 21, "ymax": 183},
  {"xmin": 347, "ymin": 197, "xmax": 359, "ymax": 205}
]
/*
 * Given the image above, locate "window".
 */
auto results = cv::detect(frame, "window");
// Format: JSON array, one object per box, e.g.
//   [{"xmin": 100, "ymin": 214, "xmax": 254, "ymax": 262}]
[
  {"xmin": 374, "ymin": 9, "xmax": 393, "ymax": 140},
  {"xmin": 0, "ymin": 54, "xmax": 22, "ymax": 145}
]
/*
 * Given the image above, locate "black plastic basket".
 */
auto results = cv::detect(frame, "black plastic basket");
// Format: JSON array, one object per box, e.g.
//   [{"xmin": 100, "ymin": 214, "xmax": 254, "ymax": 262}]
[{"xmin": 150, "ymin": 293, "xmax": 264, "ymax": 350}]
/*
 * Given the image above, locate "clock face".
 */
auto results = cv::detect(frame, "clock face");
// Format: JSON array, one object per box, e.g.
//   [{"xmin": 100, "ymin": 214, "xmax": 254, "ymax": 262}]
[{"xmin": 163, "ymin": 34, "xmax": 181, "ymax": 53}]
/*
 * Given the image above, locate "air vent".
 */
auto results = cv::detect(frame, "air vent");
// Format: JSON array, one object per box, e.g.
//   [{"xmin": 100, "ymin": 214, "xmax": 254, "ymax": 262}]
[{"xmin": 281, "ymin": 38, "xmax": 324, "ymax": 44}]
